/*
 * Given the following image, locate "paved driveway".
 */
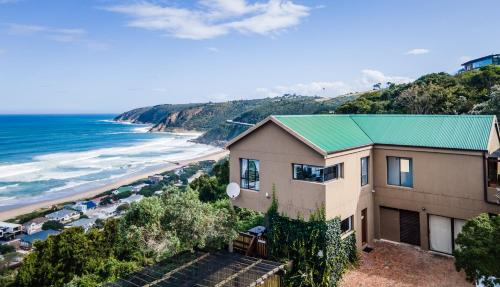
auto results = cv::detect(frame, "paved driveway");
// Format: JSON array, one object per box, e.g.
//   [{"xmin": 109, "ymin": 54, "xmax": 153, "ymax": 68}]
[{"xmin": 340, "ymin": 240, "xmax": 471, "ymax": 287}]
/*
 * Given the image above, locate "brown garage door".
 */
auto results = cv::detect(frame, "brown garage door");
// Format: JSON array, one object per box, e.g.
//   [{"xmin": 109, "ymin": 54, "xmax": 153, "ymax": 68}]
[{"xmin": 399, "ymin": 210, "xmax": 420, "ymax": 246}]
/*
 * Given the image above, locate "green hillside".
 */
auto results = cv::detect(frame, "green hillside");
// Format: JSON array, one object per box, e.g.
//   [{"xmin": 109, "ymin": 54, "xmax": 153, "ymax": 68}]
[
  {"xmin": 115, "ymin": 65, "xmax": 500, "ymax": 146},
  {"xmin": 335, "ymin": 65, "xmax": 500, "ymax": 116}
]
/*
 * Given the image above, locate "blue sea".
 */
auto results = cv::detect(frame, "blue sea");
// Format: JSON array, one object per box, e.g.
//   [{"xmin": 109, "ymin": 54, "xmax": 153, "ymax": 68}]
[{"xmin": 0, "ymin": 115, "xmax": 219, "ymax": 211}]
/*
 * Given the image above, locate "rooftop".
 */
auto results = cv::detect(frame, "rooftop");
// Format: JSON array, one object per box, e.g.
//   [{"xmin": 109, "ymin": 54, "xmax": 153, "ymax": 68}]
[
  {"xmin": 46, "ymin": 208, "xmax": 79, "ymax": 218},
  {"xmin": 21, "ymin": 229, "xmax": 60, "ymax": 244},
  {"xmin": 461, "ymin": 53, "xmax": 499, "ymax": 65},
  {"xmin": 106, "ymin": 251, "xmax": 284, "ymax": 287},
  {"xmin": 230, "ymin": 114, "xmax": 496, "ymax": 154}
]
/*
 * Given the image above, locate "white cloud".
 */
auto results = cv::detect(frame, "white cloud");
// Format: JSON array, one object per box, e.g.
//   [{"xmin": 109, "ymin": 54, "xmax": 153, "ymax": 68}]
[
  {"xmin": 256, "ymin": 81, "xmax": 351, "ymax": 97},
  {"xmin": 256, "ymin": 69, "xmax": 414, "ymax": 97},
  {"xmin": 405, "ymin": 48, "xmax": 429, "ymax": 55},
  {"xmin": 4, "ymin": 23, "xmax": 109, "ymax": 50},
  {"xmin": 104, "ymin": 0, "xmax": 310, "ymax": 40},
  {"xmin": 207, "ymin": 46, "xmax": 220, "ymax": 52},
  {"xmin": 360, "ymin": 69, "xmax": 414, "ymax": 85}
]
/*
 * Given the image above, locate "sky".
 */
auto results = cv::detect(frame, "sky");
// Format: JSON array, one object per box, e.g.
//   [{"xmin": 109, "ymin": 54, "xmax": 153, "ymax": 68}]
[{"xmin": 0, "ymin": 0, "xmax": 499, "ymax": 114}]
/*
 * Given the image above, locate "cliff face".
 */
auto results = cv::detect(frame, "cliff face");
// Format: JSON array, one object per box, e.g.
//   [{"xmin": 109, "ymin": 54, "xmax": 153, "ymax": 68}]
[{"xmin": 114, "ymin": 95, "xmax": 354, "ymax": 145}]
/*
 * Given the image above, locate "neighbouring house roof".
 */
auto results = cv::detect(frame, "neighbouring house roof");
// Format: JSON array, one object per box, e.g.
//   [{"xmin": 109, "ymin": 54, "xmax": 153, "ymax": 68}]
[
  {"xmin": 23, "ymin": 217, "xmax": 49, "ymax": 226},
  {"xmin": 21, "ymin": 229, "xmax": 59, "ymax": 244},
  {"xmin": 228, "ymin": 114, "xmax": 496, "ymax": 155},
  {"xmin": 0, "ymin": 221, "xmax": 21, "ymax": 228},
  {"xmin": 105, "ymin": 251, "xmax": 285, "ymax": 287},
  {"xmin": 45, "ymin": 208, "xmax": 79, "ymax": 219},
  {"xmin": 68, "ymin": 218, "xmax": 96, "ymax": 229}
]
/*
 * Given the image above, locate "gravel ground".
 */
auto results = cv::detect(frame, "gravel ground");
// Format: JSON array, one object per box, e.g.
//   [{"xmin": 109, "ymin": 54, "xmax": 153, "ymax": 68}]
[{"xmin": 340, "ymin": 240, "xmax": 472, "ymax": 287}]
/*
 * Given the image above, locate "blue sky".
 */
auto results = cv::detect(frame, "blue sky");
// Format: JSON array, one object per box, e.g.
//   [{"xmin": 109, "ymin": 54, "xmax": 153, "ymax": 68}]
[{"xmin": 0, "ymin": 0, "xmax": 499, "ymax": 113}]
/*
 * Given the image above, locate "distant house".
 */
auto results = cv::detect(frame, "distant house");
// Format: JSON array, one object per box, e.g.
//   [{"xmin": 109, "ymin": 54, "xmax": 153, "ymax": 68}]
[
  {"xmin": 22, "ymin": 217, "xmax": 49, "ymax": 235},
  {"xmin": 148, "ymin": 175, "xmax": 164, "ymax": 184},
  {"xmin": 67, "ymin": 218, "xmax": 96, "ymax": 232},
  {"xmin": 0, "ymin": 222, "xmax": 22, "ymax": 240},
  {"xmin": 112, "ymin": 186, "xmax": 132, "ymax": 195},
  {"xmin": 68, "ymin": 201, "xmax": 97, "ymax": 214},
  {"xmin": 461, "ymin": 54, "xmax": 500, "ymax": 71},
  {"xmin": 188, "ymin": 170, "xmax": 204, "ymax": 183},
  {"xmin": 87, "ymin": 204, "xmax": 119, "ymax": 220},
  {"xmin": 119, "ymin": 194, "xmax": 144, "ymax": 205},
  {"xmin": 154, "ymin": 190, "xmax": 164, "ymax": 196},
  {"xmin": 131, "ymin": 183, "xmax": 149, "ymax": 192},
  {"xmin": 45, "ymin": 209, "xmax": 80, "ymax": 224},
  {"xmin": 68, "ymin": 202, "xmax": 87, "ymax": 214},
  {"xmin": 91, "ymin": 196, "xmax": 106, "ymax": 206},
  {"xmin": 20, "ymin": 229, "xmax": 59, "ymax": 249}
]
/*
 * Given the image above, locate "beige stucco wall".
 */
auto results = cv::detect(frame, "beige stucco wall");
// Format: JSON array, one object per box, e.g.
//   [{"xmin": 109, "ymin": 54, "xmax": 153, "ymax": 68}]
[
  {"xmin": 229, "ymin": 121, "xmax": 326, "ymax": 218},
  {"xmin": 324, "ymin": 147, "xmax": 374, "ymax": 248},
  {"xmin": 228, "ymin": 119, "xmax": 500, "ymax": 252},
  {"xmin": 228, "ymin": 121, "xmax": 376, "ymax": 249},
  {"xmin": 373, "ymin": 145, "xmax": 500, "ymax": 250}
]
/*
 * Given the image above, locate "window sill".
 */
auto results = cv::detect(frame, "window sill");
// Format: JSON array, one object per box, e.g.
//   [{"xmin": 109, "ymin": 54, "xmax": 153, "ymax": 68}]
[
  {"xmin": 292, "ymin": 178, "xmax": 343, "ymax": 185},
  {"xmin": 240, "ymin": 188, "xmax": 260, "ymax": 193},
  {"xmin": 386, "ymin": 184, "xmax": 413, "ymax": 190}
]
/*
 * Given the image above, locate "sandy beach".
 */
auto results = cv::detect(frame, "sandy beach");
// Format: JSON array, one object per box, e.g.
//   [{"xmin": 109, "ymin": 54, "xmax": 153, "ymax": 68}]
[{"xmin": 0, "ymin": 149, "xmax": 228, "ymax": 221}]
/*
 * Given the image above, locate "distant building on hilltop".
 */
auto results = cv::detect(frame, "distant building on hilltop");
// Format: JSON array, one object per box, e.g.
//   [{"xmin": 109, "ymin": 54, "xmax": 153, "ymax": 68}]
[{"xmin": 461, "ymin": 54, "xmax": 499, "ymax": 71}]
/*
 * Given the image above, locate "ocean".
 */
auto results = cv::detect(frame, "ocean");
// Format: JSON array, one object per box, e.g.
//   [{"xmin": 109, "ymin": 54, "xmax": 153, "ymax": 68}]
[{"xmin": 0, "ymin": 115, "xmax": 220, "ymax": 211}]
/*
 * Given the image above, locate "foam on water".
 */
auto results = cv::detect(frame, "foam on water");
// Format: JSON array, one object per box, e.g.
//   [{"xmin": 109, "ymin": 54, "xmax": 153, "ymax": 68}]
[{"xmin": 0, "ymin": 116, "xmax": 221, "ymax": 210}]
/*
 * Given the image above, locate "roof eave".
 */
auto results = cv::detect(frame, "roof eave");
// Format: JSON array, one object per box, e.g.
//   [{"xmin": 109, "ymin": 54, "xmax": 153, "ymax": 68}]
[{"xmin": 226, "ymin": 116, "xmax": 328, "ymax": 156}]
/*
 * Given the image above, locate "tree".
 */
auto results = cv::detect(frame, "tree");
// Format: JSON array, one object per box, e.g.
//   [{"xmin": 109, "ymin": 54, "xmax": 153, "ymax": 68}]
[
  {"xmin": 453, "ymin": 214, "xmax": 500, "ymax": 287},
  {"xmin": 190, "ymin": 174, "xmax": 225, "ymax": 202},
  {"xmin": 211, "ymin": 159, "xmax": 229, "ymax": 185},
  {"xmin": 42, "ymin": 220, "xmax": 64, "ymax": 231}
]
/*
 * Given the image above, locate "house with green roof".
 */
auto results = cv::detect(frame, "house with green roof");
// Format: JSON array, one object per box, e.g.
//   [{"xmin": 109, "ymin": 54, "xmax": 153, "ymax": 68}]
[{"xmin": 226, "ymin": 114, "xmax": 500, "ymax": 254}]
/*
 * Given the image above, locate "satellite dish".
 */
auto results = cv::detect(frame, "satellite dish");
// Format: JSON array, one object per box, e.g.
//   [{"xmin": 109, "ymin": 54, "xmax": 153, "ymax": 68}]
[{"xmin": 226, "ymin": 182, "xmax": 240, "ymax": 199}]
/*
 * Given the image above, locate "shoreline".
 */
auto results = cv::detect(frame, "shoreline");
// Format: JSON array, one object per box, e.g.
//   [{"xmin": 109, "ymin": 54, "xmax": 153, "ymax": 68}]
[{"xmin": 0, "ymin": 149, "xmax": 228, "ymax": 221}]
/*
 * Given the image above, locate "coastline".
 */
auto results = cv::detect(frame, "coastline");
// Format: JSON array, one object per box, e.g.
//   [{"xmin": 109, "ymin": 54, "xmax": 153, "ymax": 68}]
[{"xmin": 0, "ymin": 149, "xmax": 228, "ymax": 221}]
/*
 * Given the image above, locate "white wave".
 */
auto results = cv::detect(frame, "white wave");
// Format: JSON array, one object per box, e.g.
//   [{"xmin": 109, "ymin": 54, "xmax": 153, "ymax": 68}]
[
  {"xmin": 0, "ymin": 135, "xmax": 220, "ymax": 183},
  {"xmin": 0, "ymin": 184, "xmax": 19, "ymax": 191},
  {"xmin": 132, "ymin": 126, "xmax": 152, "ymax": 133}
]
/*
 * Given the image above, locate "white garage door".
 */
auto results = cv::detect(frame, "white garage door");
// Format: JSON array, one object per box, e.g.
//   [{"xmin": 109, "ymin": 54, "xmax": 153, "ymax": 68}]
[{"xmin": 429, "ymin": 215, "xmax": 452, "ymax": 254}]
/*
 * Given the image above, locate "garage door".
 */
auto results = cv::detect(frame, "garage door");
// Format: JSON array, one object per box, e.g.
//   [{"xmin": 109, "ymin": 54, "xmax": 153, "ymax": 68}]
[
  {"xmin": 380, "ymin": 207, "xmax": 420, "ymax": 246},
  {"xmin": 399, "ymin": 210, "xmax": 420, "ymax": 246}
]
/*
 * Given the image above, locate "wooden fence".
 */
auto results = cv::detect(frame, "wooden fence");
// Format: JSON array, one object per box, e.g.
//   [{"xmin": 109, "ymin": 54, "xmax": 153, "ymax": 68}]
[{"xmin": 233, "ymin": 232, "xmax": 268, "ymax": 259}]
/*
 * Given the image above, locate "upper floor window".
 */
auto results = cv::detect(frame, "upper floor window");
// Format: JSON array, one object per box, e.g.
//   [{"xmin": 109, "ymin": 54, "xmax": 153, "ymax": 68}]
[
  {"xmin": 387, "ymin": 156, "xmax": 413, "ymax": 188},
  {"xmin": 293, "ymin": 163, "xmax": 343, "ymax": 183},
  {"xmin": 341, "ymin": 215, "xmax": 354, "ymax": 234},
  {"xmin": 240, "ymin": 158, "xmax": 260, "ymax": 191},
  {"xmin": 361, "ymin": 156, "xmax": 369, "ymax": 186},
  {"xmin": 487, "ymin": 157, "xmax": 499, "ymax": 187}
]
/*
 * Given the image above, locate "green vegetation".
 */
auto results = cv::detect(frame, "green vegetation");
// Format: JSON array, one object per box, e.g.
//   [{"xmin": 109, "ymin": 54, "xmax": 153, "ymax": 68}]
[
  {"xmin": 0, "ymin": 244, "xmax": 15, "ymax": 255},
  {"xmin": 453, "ymin": 214, "xmax": 500, "ymax": 287},
  {"xmin": 115, "ymin": 95, "xmax": 353, "ymax": 146},
  {"xmin": 116, "ymin": 67, "xmax": 500, "ymax": 147},
  {"xmin": 336, "ymin": 66, "xmax": 500, "ymax": 116},
  {"xmin": 14, "ymin": 186, "xmax": 238, "ymax": 287},
  {"xmin": 41, "ymin": 220, "xmax": 64, "ymax": 231},
  {"xmin": 266, "ymin": 193, "xmax": 357, "ymax": 287}
]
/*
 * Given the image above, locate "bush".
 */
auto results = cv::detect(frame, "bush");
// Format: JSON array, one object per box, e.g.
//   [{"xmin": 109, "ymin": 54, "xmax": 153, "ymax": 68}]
[
  {"xmin": 42, "ymin": 220, "xmax": 65, "ymax": 231},
  {"xmin": 266, "ymin": 195, "xmax": 357, "ymax": 287},
  {"xmin": 453, "ymin": 214, "xmax": 500, "ymax": 287},
  {"xmin": 0, "ymin": 244, "xmax": 15, "ymax": 255}
]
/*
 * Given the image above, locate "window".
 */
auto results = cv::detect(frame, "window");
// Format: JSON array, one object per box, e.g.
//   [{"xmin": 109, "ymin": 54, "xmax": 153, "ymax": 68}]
[
  {"xmin": 387, "ymin": 157, "xmax": 413, "ymax": 187},
  {"xmin": 341, "ymin": 215, "xmax": 354, "ymax": 234},
  {"xmin": 240, "ymin": 158, "xmax": 260, "ymax": 191},
  {"xmin": 487, "ymin": 158, "xmax": 499, "ymax": 187},
  {"xmin": 429, "ymin": 214, "xmax": 466, "ymax": 254},
  {"xmin": 361, "ymin": 157, "xmax": 369, "ymax": 186},
  {"xmin": 292, "ymin": 163, "xmax": 343, "ymax": 183}
]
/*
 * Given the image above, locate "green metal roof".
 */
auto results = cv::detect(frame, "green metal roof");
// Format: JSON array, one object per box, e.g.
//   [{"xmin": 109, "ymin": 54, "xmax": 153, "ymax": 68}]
[{"xmin": 273, "ymin": 114, "xmax": 495, "ymax": 154}]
